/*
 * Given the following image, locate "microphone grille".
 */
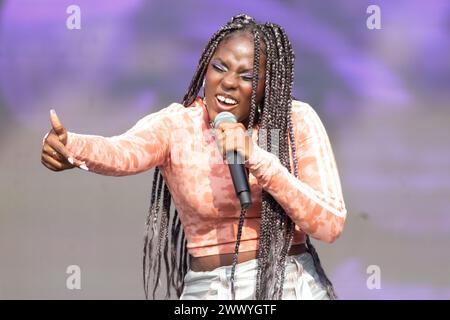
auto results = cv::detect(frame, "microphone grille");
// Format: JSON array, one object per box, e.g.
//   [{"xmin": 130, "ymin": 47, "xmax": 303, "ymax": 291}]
[{"xmin": 212, "ymin": 112, "xmax": 237, "ymax": 129}]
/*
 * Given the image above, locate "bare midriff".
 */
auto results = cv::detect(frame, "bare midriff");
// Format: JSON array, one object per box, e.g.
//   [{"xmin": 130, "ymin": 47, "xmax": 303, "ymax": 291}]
[{"xmin": 190, "ymin": 243, "xmax": 307, "ymax": 272}]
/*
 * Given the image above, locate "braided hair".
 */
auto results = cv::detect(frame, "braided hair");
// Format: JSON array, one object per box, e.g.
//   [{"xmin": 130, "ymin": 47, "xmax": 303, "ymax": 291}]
[{"xmin": 143, "ymin": 14, "xmax": 337, "ymax": 300}]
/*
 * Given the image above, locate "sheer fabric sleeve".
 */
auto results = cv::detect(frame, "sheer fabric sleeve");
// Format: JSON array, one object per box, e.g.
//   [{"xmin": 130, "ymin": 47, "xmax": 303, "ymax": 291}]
[
  {"xmin": 246, "ymin": 101, "xmax": 347, "ymax": 243},
  {"xmin": 64, "ymin": 103, "xmax": 183, "ymax": 176}
]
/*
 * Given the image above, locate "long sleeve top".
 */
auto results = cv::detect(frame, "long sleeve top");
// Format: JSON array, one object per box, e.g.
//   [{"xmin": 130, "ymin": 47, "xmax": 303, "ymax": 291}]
[{"xmin": 63, "ymin": 97, "xmax": 347, "ymax": 257}]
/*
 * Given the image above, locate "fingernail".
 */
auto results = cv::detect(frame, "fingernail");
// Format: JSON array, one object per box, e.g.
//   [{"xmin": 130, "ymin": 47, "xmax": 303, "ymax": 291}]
[
  {"xmin": 67, "ymin": 157, "xmax": 74, "ymax": 165},
  {"xmin": 42, "ymin": 132, "xmax": 49, "ymax": 146},
  {"xmin": 79, "ymin": 162, "xmax": 89, "ymax": 171}
]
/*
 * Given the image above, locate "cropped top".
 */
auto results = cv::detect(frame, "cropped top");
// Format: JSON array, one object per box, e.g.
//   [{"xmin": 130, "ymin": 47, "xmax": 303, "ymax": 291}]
[{"xmin": 64, "ymin": 97, "xmax": 347, "ymax": 257}]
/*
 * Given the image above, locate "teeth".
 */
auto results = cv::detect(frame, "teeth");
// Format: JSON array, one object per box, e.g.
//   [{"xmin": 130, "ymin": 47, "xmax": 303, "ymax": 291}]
[
  {"xmin": 225, "ymin": 97, "xmax": 237, "ymax": 104},
  {"xmin": 216, "ymin": 95, "xmax": 237, "ymax": 105}
]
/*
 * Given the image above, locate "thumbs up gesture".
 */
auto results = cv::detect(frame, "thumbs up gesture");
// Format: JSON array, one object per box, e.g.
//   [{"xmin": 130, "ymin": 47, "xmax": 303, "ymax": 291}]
[{"xmin": 41, "ymin": 109, "xmax": 88, "ymax": 172}]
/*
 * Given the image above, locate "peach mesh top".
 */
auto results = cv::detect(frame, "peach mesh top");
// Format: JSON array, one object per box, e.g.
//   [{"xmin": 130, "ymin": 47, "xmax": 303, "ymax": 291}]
[{"xmin": 64, "ymin": 97, "xmax": 347, "ymax": 257}]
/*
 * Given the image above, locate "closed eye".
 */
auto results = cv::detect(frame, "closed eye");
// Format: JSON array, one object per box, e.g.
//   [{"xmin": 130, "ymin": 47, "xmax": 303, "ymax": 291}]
[
  {"xmin": 211, "ymin": 61, "xmax": 255, "ymax": 81},
  {"xmin": 212, "ymin": 63, "xmax": 226, "ymax": 72}
]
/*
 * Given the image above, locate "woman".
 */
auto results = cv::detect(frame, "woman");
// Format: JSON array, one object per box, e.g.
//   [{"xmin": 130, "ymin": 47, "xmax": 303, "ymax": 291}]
[{"xmin": 41, "ymin": 14, "xmax": 347, "ymax": 300}]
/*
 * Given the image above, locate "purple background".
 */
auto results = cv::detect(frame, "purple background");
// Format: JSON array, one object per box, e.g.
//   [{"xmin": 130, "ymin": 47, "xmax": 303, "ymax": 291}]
[{"xmin": 0, "ymin": 0, "xmax": 449, "ymax": 299}]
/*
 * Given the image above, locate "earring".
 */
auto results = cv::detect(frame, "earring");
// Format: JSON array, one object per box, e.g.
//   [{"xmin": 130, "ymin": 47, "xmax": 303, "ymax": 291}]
[{"xmin": 257, "ymin": 105, "xmax": 261, "ymax": 114}]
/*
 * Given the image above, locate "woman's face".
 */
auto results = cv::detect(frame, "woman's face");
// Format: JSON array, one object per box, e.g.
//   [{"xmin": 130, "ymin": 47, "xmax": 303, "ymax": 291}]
[{"xmin": 204, "ymin": 32, "xmax": 266, "ymax": 127}]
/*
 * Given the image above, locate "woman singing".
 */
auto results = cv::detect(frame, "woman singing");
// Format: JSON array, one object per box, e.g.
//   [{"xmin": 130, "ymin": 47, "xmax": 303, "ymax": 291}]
[{"xmin": 41, "ymin": 14, "xmax": 347, "ymax": 300}]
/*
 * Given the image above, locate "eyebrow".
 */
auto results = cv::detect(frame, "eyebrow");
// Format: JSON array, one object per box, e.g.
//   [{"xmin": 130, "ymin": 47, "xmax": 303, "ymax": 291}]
[{"xmin": 212, "ymin": 58, "xmax": 254, "ymax": 73}]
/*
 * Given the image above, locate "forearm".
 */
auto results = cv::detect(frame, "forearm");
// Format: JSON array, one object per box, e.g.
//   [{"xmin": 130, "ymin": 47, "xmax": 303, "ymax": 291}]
[
  {"xmin": 246, "ymin": 145, "xmax": 347, "ymax": 243},
  {"xmin": 66, "ymin": 131, "xmax": 167, "ymax": 176}
]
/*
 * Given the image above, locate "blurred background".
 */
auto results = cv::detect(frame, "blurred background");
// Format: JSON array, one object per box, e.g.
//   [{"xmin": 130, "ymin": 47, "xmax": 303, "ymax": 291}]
[{"xmin": 0, "ymin": 0, "xmax": 449, "ymax": 299}]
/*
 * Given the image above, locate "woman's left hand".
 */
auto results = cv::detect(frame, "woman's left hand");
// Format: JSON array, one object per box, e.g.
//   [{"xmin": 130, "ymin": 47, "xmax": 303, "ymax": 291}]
[{"xmin": 214, "ymin": 122, "xmax": 254, "ymax": 162}]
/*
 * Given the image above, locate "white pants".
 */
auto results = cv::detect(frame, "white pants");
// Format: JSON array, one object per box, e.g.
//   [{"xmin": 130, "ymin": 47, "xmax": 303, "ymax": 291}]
[{"xmin": 180, "ymin": 252, "xmax": 330, "ymax": 300}]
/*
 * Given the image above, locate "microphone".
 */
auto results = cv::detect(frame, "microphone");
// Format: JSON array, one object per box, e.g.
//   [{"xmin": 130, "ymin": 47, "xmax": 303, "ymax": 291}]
[{"xmin": 212, "ymin": 112, "xmax": 252, "ymax": 210}]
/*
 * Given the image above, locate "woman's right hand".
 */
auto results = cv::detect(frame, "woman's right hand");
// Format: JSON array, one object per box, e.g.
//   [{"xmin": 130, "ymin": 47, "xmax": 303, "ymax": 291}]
[{"xmin": 41, "ymin": 109, "xmax": 88, "ymax": 172}]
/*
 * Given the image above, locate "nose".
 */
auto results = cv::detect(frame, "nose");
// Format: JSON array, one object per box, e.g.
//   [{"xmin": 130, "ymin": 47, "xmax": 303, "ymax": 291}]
[{"xmin": 221, "ymin": 72, "xmax": 239, "ymax": 91}]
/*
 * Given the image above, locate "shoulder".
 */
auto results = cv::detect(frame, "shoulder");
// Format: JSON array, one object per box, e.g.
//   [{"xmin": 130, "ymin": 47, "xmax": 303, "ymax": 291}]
[
  {"xmin": 159, "ymin": 101, "xmax": 202, "ymax": 118},
  {"xmin": 156, "ymin": 102, "xmax": 187, "ymax": 115},
  {"xmin": 143, "ymin": 101, "xmax": 205, "ymax": 133},
  {"xmin": 141, "ymin": 102, "xmax": 191, "ymax": 123},
  {"xmin": 290, "ymin": 99, "xmax": 322, "ymax": 127},
  {"xmin": 291, "ymin": 99, "xmax": 316, "ymax": 119},
  {"xmin": 128, "ymin": 103, "xmax": 187, "ymax": 131}
]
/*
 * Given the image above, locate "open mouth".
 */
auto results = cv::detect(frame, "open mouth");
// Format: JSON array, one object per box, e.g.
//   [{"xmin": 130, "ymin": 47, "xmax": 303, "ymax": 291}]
[{"xmin": 215, "ymin": 94, "xmax": 238, "ymax": 109}]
